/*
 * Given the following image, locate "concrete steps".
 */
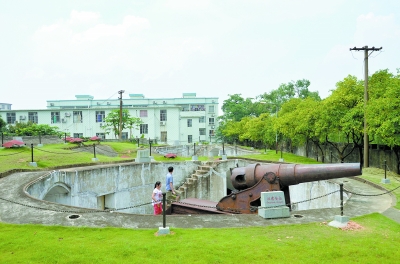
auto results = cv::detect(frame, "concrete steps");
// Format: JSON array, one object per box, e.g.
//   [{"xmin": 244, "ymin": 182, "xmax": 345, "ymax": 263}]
[{"xmin": 176, "ymin": 166, "xmax": 212, "ymax": 199}]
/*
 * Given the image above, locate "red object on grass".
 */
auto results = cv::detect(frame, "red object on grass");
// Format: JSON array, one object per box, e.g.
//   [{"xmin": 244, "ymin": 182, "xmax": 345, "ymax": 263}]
[
  {"xmin": 164, "ymin": 153, "xmax": 177, "ymax": 158},
  {"xmin": 2, "ymin": 140, "xmax": 26, "ymax": 148},
  {"xmin": 69, "ymin": 138, "xmax": 83, "ymax": 143}
]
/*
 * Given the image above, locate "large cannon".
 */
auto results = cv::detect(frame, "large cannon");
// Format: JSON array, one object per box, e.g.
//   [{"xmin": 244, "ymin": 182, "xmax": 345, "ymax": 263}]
[{"xmin": 216, "ymin": 163, "xmax": 361, "ymax": 214}]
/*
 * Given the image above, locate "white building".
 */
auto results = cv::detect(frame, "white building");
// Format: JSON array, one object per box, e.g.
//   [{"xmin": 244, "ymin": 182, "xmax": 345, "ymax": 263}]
[
  {"xmin": 0, "ymin": 103, "xmax": 12, "ymax": 110},
  {"xmin": 0, "ymin": 93, "xmax": 219, "ymax": 144}
]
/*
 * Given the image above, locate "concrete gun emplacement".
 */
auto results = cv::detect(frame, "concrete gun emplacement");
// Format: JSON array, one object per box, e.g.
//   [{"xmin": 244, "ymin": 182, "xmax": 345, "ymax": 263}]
[{"xmin": 216, "ymin": 163, "xmax": 362, "ymax": 214}]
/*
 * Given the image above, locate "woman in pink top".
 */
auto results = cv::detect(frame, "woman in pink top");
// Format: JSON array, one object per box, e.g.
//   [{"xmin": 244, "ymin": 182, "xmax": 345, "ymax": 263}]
[{"xmin": 152, "ymin": 181, "xmax": 163, "ymax": 215}]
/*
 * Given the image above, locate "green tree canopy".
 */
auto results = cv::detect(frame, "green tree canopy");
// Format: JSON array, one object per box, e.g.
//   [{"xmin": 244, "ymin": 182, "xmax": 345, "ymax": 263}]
[
  {"xmin": 368, "ymin": 69, "xmax": 400, "ymax": 147},
  {"xmin": 220, "ymin": 94, "xmax": 255, "ymax": 122},
  {"xmin": 0, "ymin": 116, "xmax": 6, "ymax": 132},
  {"xmin": 258, "ymin": 79, "xmax": 320, "ymax": 111},
  {"xmin": 104, "ymin": 109, "xmax": 142, "ymax": 139},
  {"xmin": 316, "ymin": 75, "xmax": 364, "ymax": 162},
  {"xmin": 5, "ymin": 122, "xmax": 63, "ymax": 137}
]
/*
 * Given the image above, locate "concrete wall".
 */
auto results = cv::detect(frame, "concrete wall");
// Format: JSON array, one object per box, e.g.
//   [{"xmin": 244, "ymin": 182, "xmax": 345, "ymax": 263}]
[
  {"xmin": 26, "ymin": 161, "xmax": 202, "ymax": 214},
  {"xmin": 289, "ymin": 181, "xmax": 347, "ymax": 211},
  {"xmin": 209, "ymin": 159, "xmax": 248, "ymax": 202},
  {"xmin": 291, "ymin": 142, "xmax": 399, "ymax": 173},
  {"xmin": 2, "ymin": 135, "xmax": 64, "ymax": 145},
  {"xmin": 25, "ymin": 158, "xmax": 345, "ymax": 214}
]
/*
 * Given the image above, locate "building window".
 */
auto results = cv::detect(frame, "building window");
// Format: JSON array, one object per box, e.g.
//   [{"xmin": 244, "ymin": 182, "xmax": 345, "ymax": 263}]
[
  {"xmin": 199, "ymin": 128, "xmax": 206, "ymax": 135},
  {"xmin": 209, "ymin": 118, "xmax": 214, "ymax": 125},
  {"xmin": 28, "ymin": 112, "xmax": 38, "ymax": 123},
  {"xmin": 6, "ymin": 113, "xmax": 16, "ymax": 124},
  {"xmin": 51, "ymin": 112, "xmax": 60, "ymax": 124},
  {"xmin": 73, "ymin": 111, "xmax": 83, "ymax": 123},
  {"xmin": 96, "ymin": 111, "xmax": 105, "ymax": 122},
  {"xmin": 188, "ymin": 135, "xmax": 192, "ymax": 143},
  {"xmin": 73, "ymin": 133, "xmax": 83, "ymax": 138},
  {"xmin": 191, "ymin": 104, "xmax": 205, "ymax": 111},
  {"xmin": 187, "ymin": 119, "xmax": 192, "ymax": 127},
  {"xmin": 96, "ymin": 133, "xmax": 105, "ymax": 140},
  {"xmin": 209, "ymin": 130, "xmax": 215, "ymax": 136},
  {"xmin": 199, "ymin": 116, "xmax": 205, "ymax": 123},
  {"xmin": 140, "ymin": 124, "xmax": 148, "ymax": 134},
  {"xmin": 122, "ymin": 132, "xmax": 128, "ymax": 140},
  {"xmin": 208, "ymin": 105, "xmax": 215, "ymax": 113},
  {"xmin": 181, "ymin": 104, "xmax": 189, "ymax": 111},
  {"xmin": 160, "ymin": 110, "xmax": 167, "ymax": 121},
  {"xmin": 140, "ymin": 110, "xmax": 148, "ymax": 117}
]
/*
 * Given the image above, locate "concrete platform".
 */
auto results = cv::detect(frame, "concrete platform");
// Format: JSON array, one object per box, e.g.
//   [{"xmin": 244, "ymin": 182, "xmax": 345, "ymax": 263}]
[{"xmin": 0, "ymin": 171, "xmax": 398, "ymax": 229}]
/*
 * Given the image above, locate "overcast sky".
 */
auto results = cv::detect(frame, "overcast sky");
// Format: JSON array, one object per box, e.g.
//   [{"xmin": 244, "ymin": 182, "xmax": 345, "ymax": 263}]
[{"xmin": 1, "ymin": 0, "xmax": 399, "ymax": 110}]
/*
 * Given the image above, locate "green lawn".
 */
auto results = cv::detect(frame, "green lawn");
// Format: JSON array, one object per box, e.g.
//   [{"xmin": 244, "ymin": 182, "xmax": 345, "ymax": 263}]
[
  {"xmin": 236, "ymin": 150, "xmax": 322, "ymax": 164},
  {"xmin": 0, "ymin": 143, "xmax": 136, "ymax": 172},
  {"xmin": 0, "ymin": 143, "xmax": 319, "ymax": 174},
  {"xmin": 360, "ymin": 167, "xmax": 400, "ymax": 210},
  {"xmin": 0, "ymin": 213, "xmax": 399, "ymax": 263}
]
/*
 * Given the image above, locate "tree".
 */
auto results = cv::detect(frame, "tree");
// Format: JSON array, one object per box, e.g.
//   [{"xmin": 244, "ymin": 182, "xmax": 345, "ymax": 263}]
[
  {"xmin": 276, "ymin": 97, "xmax": 324, "ymax": 160},
  {"xmin": 220, "ymin": 94, "xmax": 255, "ymax": 122},
  {"xmin": 5, "ymin": 122, "xmax": 63, "ymax": 137},
  {"xmin": 258, "ymin": 79, "xmax": 320, "ymax": 110},
  {"xmin": 220, "ymin": 120, "xmax": 242, "ymax": 143},
  {"xmin": 244, "ymin": 113, "xmax": 276, "ymax": 150},
  {"xmin": 367, "ymin": 69, "xmax": 400, "ymax": 172},
  {"xmin": 316, "ymin": 75, "xmax": 364, "ymax": 163},
  {"xmin": 126, "ymin": 116, "xmax": 143, "ymax": 140},
  {"xmin": 104, "ymin": 109, "xmax": 142, "ymax": 139},
  {"xmin": 0, "ymin": 116, "xmax": 6, "ymax": 132}
]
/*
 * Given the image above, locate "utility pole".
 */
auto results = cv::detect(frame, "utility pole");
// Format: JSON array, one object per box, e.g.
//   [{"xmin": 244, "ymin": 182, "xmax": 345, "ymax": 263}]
[
  {"xmin": 349, "ymin": 46, "xmax": 382, "ymax": 168},
  {"xmin": 118, "ymin": 90, "xmax": 125, "ymax": 140}
]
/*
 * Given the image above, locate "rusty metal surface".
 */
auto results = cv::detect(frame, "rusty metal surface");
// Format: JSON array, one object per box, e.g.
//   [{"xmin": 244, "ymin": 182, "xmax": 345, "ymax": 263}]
[
  {"xmin": 231, "ymin": 163, "xmax": 361, "ymax": 190},
  {"xmin": 221, "ymin": 163, "xmax": 362, "ymax": 214},
  {"xmin": 217, "ymin": 174, "xmax": 279, "ymax": 214},
  {"xmin": 171, "ymin": 198, "xmax": 230, "ymax": 215}
]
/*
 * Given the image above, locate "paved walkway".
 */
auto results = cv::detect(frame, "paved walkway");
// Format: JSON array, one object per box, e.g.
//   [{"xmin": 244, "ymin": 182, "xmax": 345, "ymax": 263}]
[
  {"xmin": 382, "ymin": 207, "xmax": 400, "ymax": 224},
  {"xmin": 0, "ymin": 171, "xmax": 398, "ymax": 228}
]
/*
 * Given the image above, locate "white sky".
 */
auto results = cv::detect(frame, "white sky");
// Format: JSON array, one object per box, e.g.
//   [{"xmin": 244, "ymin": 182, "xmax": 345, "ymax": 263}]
[{"xmin": 1, "ymin": 0, "xmax": 399, "ymax": 110}]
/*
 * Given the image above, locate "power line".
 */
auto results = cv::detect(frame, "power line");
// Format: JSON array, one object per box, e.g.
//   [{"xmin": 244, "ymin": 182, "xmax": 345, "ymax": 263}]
[
  {"xmin": 349, "ymin": 46, "xmax": 383, "ymax": 168},
  {"xmin": 118, "ymin": 90, "xmax": 125, "ymax": 140}
]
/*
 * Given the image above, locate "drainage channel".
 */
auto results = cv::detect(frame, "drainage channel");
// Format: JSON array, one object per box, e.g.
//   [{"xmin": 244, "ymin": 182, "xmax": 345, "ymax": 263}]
[{"xmin": 68, "ymin": 214, "xmax": 81, "ymax": 220}]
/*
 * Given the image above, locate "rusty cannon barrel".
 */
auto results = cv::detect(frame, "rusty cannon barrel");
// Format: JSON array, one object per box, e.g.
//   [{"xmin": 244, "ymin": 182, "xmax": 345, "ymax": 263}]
[
  {"xmin": 231, "ymin": 163, "xmax": 362, "ymax": 190},
  {"xmin": 217, "ymin": 163, "xmax": 362, "ymax": 214}
]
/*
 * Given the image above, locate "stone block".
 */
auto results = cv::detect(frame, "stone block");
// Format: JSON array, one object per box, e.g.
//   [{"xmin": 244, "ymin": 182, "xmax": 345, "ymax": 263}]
[
  {"xmin": 209, "ymin": 148, "xmax": 219, "ymax": 157},
  {"xmin": 381, "ymin": 178, "xmax": 390, "ymax": 184},
  {"xmin": 137, "ymin": 149, "xmax": 150, "ymax": 158},
  {"xmin": 258, "ymin": 206, "xmax": 290, "ymax": 219},
  {"xmin": 258, "ymin": 191, "xmax": 290, "ymax": 219},
  {"xmin": 136, "ymin": 149, "xmax": 151, "ymax": 162},
  {"xmin": 158, "ymin": 226, "xmax": 170, "ymax": 235},
  {"xmin": 135, "ymin": 157, "xmax": 151, "ymax": 162},
  {"xmin": 328, "ymin": 215, "xmax": 350, "ymax": 228},
  {"xmin": 334, "ymin": 215, "xmax": 350, "ymax": 223},
  {"xmin": 260, "ymin": 191, "xmax": 286, "ymax": 207}
]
